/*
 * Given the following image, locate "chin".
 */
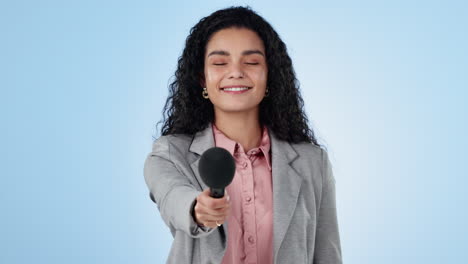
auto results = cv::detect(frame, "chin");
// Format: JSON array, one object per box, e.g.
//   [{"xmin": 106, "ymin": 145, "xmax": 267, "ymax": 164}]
[{"xmin": 214, "ymin": 104, "xmax": 260, "ymax": 114}]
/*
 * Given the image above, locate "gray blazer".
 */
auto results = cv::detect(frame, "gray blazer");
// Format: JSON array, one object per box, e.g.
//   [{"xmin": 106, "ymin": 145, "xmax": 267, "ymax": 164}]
[{"xmin": 144, "ymin": 124, "xmax": 342, "ymax": 264}]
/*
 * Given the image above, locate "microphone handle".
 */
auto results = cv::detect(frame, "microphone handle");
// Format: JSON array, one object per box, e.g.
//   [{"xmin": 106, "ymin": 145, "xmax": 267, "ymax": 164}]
[{"xmin": 210, "ymin": 188, "xmax": 225, "ymax": 198}]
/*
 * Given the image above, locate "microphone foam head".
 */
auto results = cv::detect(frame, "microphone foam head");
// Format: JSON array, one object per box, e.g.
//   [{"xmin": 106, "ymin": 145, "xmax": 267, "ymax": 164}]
[{"xmin": 198, "ymin": 147, "xmax": 236, "ymax": 189}]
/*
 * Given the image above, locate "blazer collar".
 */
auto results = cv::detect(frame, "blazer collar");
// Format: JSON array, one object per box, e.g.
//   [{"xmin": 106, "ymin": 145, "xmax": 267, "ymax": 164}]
[
  {"xmin": 189, "ymin": 124, "xmax": 216, "ymax": 156},
  {"xmin": 188, "ymin": 123, "xmax": 303, "ymax": 260}
]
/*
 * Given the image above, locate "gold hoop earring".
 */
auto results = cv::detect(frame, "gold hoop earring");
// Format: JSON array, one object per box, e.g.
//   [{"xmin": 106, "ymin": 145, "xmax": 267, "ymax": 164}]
[{"xmin": 202, "ymin": 87, "xmax": 209, "ymax": 99}]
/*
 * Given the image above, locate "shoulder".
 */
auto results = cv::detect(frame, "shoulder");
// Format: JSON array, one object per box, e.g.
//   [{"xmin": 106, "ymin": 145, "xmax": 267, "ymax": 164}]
[
  {"xmin": 290, "ymin": 141, "xmax": 328, "ymax": 164},
  {"xmin": 151, "ymin": 133, "xmax": 194, "ymax": 159},
  {"xmin": 268, "ymin": 128, "xmax": 329, "ymax": 170},
  {"xmin": 291, "ymin": 141, "xmax": 323, "ymax": 156},
  {"xmin": 288, "ymin": 141, "xmax": 332, "ymax": 182}
]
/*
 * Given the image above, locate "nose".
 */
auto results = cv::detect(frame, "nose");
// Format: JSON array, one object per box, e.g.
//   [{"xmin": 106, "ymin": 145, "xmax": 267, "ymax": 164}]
[{"xmin": 228, "ymin": 62, "xmax": 244, "ymax": 79}]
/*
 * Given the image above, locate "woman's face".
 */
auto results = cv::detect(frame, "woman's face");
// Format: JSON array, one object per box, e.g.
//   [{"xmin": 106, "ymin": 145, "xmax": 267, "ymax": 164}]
[{"xmin": 202, "ymin": 27, "xmax": 268, "ymax": 115}]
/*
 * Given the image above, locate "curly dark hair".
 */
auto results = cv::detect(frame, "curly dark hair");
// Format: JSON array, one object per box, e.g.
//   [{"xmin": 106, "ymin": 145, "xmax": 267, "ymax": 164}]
[{"xmin": 157, "ymin": 6, "xmax": 321, "ymax": 146}]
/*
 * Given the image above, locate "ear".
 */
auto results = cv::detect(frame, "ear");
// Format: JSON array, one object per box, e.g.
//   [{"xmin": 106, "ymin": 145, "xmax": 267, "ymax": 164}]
[{"xmin": 199, "ymin": 72, "xmax": 206, "ymax": 87}]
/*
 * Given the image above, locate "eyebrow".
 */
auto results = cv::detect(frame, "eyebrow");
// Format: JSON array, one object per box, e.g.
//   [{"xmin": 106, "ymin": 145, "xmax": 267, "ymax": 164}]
[{"xmin": 207, "ymin": 49, "xmax": 265, "ymax": 57}]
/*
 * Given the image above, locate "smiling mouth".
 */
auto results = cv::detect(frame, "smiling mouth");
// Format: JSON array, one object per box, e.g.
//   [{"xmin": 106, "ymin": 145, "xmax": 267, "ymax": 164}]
[{"xmin": 220, "ymin": 87, "xmax": 252, "ymax": 91}]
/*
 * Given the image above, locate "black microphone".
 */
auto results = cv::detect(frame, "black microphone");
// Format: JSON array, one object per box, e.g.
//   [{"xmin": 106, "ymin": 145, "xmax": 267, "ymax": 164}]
[{"xmin": 198, "ymin": 147, "xmax": 236, "ymax": 198}]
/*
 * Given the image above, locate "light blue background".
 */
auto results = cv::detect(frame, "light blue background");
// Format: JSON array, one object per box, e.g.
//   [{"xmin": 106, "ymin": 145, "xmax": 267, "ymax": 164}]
[{"xmin": 1, "ymin": 0, "xmax": 467, "ymax": 263}]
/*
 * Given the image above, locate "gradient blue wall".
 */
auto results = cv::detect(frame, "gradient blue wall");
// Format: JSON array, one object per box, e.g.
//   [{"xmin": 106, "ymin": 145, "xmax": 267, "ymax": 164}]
[{"xmin": 1, "ymin": 0, "xmax": 467, "ymax": 263}]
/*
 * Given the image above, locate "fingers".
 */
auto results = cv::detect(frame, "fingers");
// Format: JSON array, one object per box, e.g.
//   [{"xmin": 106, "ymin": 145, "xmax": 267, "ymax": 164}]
[
  {"xmin": 196, "ymin": 200, "xmax": 230, "ymax": 216},
  {"xmin": 202, "ymin": 220, "xmax": 223, "ymax": 229},
  {"xmin": 194, "ymin": 207, "xmax": 229, "ymax": 228},
  {"xmin": 197, "ymin": 189, "xmax": 230, "ymax": 209},
  {"xmin": 195, "ymin": 206, "xmax": 230, "ymax": 222},
  {"xmin": 194, "ymin": 188, "xmax": 231, "ymax": 228}
]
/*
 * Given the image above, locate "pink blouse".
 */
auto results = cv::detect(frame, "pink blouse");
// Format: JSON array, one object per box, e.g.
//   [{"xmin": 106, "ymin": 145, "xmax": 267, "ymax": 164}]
[{"xmin": 212, "ymin": 123, "xmax": 273, "ymax": 264}]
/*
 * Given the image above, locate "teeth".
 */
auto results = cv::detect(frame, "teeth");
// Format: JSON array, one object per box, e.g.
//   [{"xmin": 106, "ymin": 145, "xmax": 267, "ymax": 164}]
[{"xmin": 223, "ymin": 87, "xmax": 250, "ymax": 91}]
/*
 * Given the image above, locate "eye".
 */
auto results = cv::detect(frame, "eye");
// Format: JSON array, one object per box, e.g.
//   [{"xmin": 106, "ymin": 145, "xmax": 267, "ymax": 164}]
[
  {"xmin": 245, "ymin": 62, "xmax": 259, "ymax": 65},
  {"xmin": 213, "ymin": 63, "xmax": 227, "ymax": 66}
]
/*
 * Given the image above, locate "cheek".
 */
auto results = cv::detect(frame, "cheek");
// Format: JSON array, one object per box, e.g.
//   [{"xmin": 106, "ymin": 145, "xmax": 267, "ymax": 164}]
[
  {"xmin": 204, "ymin": 68, "xmax": 224, "ymax": 84},
  {"xmin": 252, "ymin": 69, "xmax": 268, "ymax": 87}
]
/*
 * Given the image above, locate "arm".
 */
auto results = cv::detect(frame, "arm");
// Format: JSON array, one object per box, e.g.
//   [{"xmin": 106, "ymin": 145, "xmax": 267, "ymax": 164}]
[
  {"xmin": 144, "ymin": 136, "xmax": 215, "ymax": 238},
  {"xmin": 313, "ymin": 149, "xmax": 343, "ymax": 264}
]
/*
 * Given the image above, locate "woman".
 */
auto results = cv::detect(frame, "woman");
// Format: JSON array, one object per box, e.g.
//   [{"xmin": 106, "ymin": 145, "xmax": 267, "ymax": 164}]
[{"xmin": 144, "ymin": 6, "xmax": 342, "ymax": 264}]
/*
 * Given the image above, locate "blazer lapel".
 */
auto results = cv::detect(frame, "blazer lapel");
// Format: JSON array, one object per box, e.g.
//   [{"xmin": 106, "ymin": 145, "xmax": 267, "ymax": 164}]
[
  {"xmin": 269, "ymin": 130, "xmax": 303, "ymax": 261},
  {"xmin": 189, "ymin": 124, "xmax": 215, "ymax": 191}
]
